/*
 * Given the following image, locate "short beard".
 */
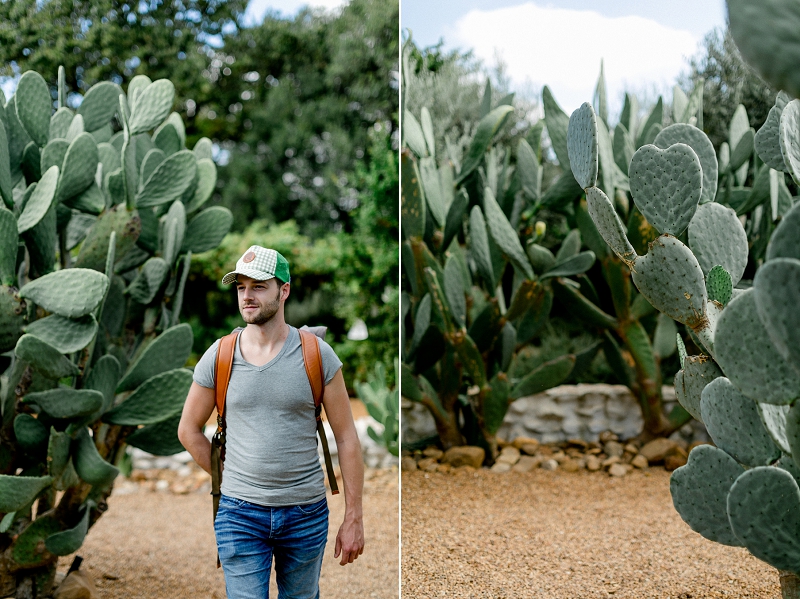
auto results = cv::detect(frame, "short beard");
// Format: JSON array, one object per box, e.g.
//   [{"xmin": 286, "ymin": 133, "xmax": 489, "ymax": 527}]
[{"xmin": 240, "ymin": 288, "xmax": 281, "ymax": 325}]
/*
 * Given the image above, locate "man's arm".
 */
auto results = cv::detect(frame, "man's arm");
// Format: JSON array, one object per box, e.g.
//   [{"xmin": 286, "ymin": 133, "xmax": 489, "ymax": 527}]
[
  {"xmin": 178, "ymin": 382, "xmax": 217, "ymax": 475},
  {"xmin": 322, "ymin": 369, "xmax": 365, "ymax": 566}
]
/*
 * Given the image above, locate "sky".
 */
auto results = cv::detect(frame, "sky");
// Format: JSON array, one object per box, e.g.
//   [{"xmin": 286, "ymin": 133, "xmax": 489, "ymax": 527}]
[
  {"xmin": 244, "ymin": 0, "xmax": 348, "ymax": 25},
  {"xmin": 402, "ymin": 0, "xmax": 728, "ymax": 116}
]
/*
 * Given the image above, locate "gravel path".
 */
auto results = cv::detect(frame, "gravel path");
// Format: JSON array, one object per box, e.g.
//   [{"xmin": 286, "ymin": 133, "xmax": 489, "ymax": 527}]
[
  {"xmin": 402, "ymin": 467, "xmax": 779, "ymax": 599},
  {"xmin": 60, "ymin": 467, "xmax": 398, "ymax": 598}
]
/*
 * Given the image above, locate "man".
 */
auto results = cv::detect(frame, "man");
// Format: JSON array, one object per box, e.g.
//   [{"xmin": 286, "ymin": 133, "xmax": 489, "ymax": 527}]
[{"xmin": 178, "ymin": 245, "xmax": 365, "ymax": 599}]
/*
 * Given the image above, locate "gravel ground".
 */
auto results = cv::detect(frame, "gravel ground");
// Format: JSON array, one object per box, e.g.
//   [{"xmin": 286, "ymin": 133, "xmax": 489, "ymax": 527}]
[
  {"xmin": 59, "ymin": 467, "xmax": 398, "ymax": 598},
  {"xmin": 402, "ymin": 467, "xmax": 779, "ymax": 599}
]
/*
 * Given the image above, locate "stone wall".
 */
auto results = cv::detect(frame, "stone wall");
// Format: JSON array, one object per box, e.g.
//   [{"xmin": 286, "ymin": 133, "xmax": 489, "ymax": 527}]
[{"xmin": 402, "ymin": 384, "xmax": 708, "ymax": 445}]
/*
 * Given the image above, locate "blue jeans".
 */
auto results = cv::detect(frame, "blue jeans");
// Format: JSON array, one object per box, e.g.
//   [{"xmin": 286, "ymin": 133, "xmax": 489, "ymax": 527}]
[{"xmin": 214, "ymin": 494, "xmax": 329, "ymax": 599}]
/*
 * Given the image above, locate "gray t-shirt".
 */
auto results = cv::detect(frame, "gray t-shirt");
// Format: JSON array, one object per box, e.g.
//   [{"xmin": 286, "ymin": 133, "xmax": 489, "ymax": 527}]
[{"xmin": 193, "ymin": 325, "xmax": 342, "ymax": 506}]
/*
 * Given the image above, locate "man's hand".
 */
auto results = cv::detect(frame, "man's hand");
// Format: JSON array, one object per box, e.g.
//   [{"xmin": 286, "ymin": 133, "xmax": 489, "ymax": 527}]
[{"xmin": 334, "ymin": 516, "xmax": 365, "ymax": 565}]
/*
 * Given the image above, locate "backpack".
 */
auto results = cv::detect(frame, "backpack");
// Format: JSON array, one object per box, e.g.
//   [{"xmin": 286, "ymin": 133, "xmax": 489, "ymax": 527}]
[{"xmin": 209, "ymin": 326, "xmax": 339, "ymax": 532}]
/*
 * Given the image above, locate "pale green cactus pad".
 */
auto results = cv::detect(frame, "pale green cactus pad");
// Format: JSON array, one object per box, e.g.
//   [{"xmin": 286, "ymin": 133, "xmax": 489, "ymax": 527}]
[
  {"xmin": 16, "ymin": 166, "xmax": 58, "ymax": 234},
  {"xmin": 753, "ymin": 258, "xmax": 800, "ymax": 376},
  {"xmin": 19, "ymin": 268, "xmax": 108, "ymax": 318},
  {"xmin": 181, "ymin": 206, "xmax": 233, "ymax": 254},
  {"xmin": 542, "ymin": 86, "xmax": 570, "ymax": 170},
  {"xmin": 128, "ymin": 79, "xmax": 175, "ymax": 136},
  {"xmin": 670, "ymin": 445, "xmax": 745, "ymax": 546},
  {"xmin": 24, "ymin": 388, "xmax": 103, "ymax": 420},
  {"xmin": 24, "ymin": 314, "xmax": 98, "ymax": 354},
  {"xmin": 0, "ymin": 474, "xmax": 53, "ymax": 513},
  {"xmin": 57, "ymin": 133, "xmax": 98, "ymax": 202},
  {"xmin": 135, "ymin": 150, "xmax": 197, "ymax": 208},
  {"xmin": 483, "ymin": 187, "xmax": 534, "ymax": 280},
  {"xmin": 705, "ymin": 266, "xmax": 733, "ymax": 307},
  {"xmin": 759, "ymin": 403, "xmax": 791, "ymax": 456},
  {"xmin": 780, "ymin": 100, "xmax": 800, "ymax": 183},
  {"xmin": 766, "ymin": 202, "xmax": 800, "ymax": 261},
  {"xmin": 630, "ymin": 234, "xmax": 706, "ymax": 329},
  {"xmin": 727, "ymin": 466, "xmax": 800, "ymax": 572},
  {"xmin": 585, "ymin": 187, "xmax": 637, "ymax": 264},
  {"xmin": 77, "ymin": 81, "xmax": 123, "ymax": 132},
  {"xmin": 715, "ymin": 288, "xmax": 800, "ymax": 404},
  {"xmin": 688, "ymin": 203, "xmax": 748, "ymax": 285},
  {"xmin": 755, "ymin": 99, "xmax": 789, "ymax": 172},
  {"xmin": 674, "ymin": 355, "xmax": 722, "ymax": 422},
  {"xmin": 700, "ymin": 377, "xmax": 781, "ymax": 467},
  {"xmin": 629, "ymin": 143, "xmax": 702, "ymax": 236},
  {"xmin": 728, "ymin": 0, "xmax": 800, "ymax": 98},
  {"xmin": 654, "ymin": 124, "xmax": 718, "ymax": 204},
  {"xmin": 567, "ymin": 102, "xmax": 598, "ymax": 189},
  {"xmin": 15, "ymin": 71, "xmax": 51, "ymax": 147}
]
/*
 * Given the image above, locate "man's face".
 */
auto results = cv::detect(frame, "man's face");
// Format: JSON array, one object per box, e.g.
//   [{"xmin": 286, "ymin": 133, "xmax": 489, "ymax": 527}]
[{"xmin": 236, "ymin": 276, "xmax": 287, "ymax": 325}]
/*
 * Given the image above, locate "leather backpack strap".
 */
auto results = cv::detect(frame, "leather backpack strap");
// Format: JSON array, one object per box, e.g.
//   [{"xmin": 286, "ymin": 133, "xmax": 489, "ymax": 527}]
[{"xmin": 299, "ymin": 329, "xmax": 339, "ymax": 495}]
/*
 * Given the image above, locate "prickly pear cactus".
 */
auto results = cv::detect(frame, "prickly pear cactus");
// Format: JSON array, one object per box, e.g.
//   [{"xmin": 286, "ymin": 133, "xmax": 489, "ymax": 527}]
[
  {"xmin": 574, "ymin": 81, "xmax": 800, "ymax": 594},
  {"xmin": 0, "ymin": 68, "xmax": 232, "ymax": 596}
]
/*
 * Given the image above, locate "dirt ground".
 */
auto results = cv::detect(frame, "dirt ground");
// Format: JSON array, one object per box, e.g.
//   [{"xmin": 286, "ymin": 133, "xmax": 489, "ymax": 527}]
[
  {"xmin": 59, "ymin": 467, "xmax": 398, "ymax": 598},
  {"xmin": 402, "ymin": 467, "xmax": 779, "ymax": 599}
]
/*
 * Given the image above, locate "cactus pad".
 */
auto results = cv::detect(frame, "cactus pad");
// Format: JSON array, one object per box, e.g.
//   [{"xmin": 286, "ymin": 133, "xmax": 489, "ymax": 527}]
[
  {"xmin": 128, "ymin": 79, "xmax": 175, "ymax": 136},
  {"xmin": 0, "ymin": 474, "xmax": 53, "ymax": 513},
  {"xmin": 75, "ymin": 205, "xmax": 141, "ymax": 271},
  {"xmin": 700, "ymin": 377, "xmax": 781, "ymax": 466},
  {"xmin": 759, "ymin": 403, "xmax": 791, "ymax": 455},
  {"xmin": 24, "ymin": 314, "xmax": 98, "ymax": 354},
  {"xmin": 674, "ymin": 355, "xmax": 722, "ymax": 422},
  {"xmin": 45, "ymin": 504, "xmax": 91, "ymax": 556},
  {"xmin": 567, "ymin": 102, "xmax": 598, "ymax": 189},
  {"xmin": 483, "ymin": 187, "xmax": 533, "ymax": 279},
  {"xmin": 16, "ymin": 166, "xmax": 59, "ymax": 234},
  {"xmin": 469, "ymin": 206, "xmax": 494, "ymax": 287},
  {"xmin": 181, "ymin": 206, "xmax": 233, "ymax": 254},
  {"xmin": 125, "ymin": 257, "xmax": 168, "ymax": 304},
  {"xmin": 715, "ymin": 288, "xmax": 800, "ymax": 404},
  {"xmin": 510, "ymin": 354, "xmax": 575, "ymax": 399},
  {"xmin": 585, "ymin": 187, "xmax": 636, "ymax": 264},
  {"xmin": 19, "ymin": 268, "xmax": 109, "ymax": 318},
  {"xmin": 767, "ymin": 202, "xmax": 800, "ymax": 261},
  {"xmin": 116, "ymin": 324, "xmax": 193, "ymax": 392},
  {"xmin": 670, "ymin": 444, "xmax": 745, "ymax": 546},
  {"xmin": 688, "ymin": 203, "xmax": 748, "ymax": 285},
  {"xmin": 654, "ymin": 124, "xmax": 718, "ymax": 204},
  {"xmin": 192, "ymin": 137, "xmax": 213, "ymax": 161},
  {"xmin": 24, "ymin": 388, "xmax": 104, "ymax": 419},
  {"xmin": 705, "ymin": 266, "xmax": 733, "ymax": 307},
  {"xmin": 184, "ymin": 158, "xmax": 217, "ymax": 213},
  {"xmin": 72, "ymin": 427, "xmax": 119, "ymax": 487},
  {"xmin": 57, "ymin": 133, "xmax": 98, "ymax": 202},
  {"xmin": 13, "ymin": 414, "xmax": 48, "ymax": 451},
  {"xmin": 753, "ymin": 258, "xmax": 800, "ymax": 377},
  {"xmin": 786, "ymin": 402, "xmax": 800, "ymax": 469},
  {"xmin": 755, "ymin": 102, "xmax": 788, "ymax": 171},
  {"xmin": 727, "ymin": 466, "xmax": 800, "ymax": 572},
  {"xmin": 781, "ymin": 100, "xmax": 800, "ymax": 182},
  {"xmin": 629, "ymin": 143, "xmax": 702, "ymax": 236},
  {"xmin": 126, "ymin": 413, "xmax": 185, "ymax": 456},
  {"xmin": 84, "ymin": 354, "xmax": 121, "ymax": 415},
  {"xmin": 104, "ymin": 367, "xmax": 192, "ymax": 425},
  {"xmin": 135, "ymin": 149, "xmax": 197, "ymax": 208},
  {"xmin": 630, "ymin": 234, "xmax": 706, "ymax": 329},
  {"xmin": 15, "ymin": 71, "xmax": 51, "ymax": 147},
  {"xmin": 15, "ymin": 335, "xmax": 79, "ymax": 379}
]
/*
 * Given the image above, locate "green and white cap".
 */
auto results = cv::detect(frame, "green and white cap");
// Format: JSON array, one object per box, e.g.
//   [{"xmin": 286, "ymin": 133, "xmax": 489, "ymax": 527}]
[{"xmin": 221, "ymin": 245, "xmax": 291, "ymax": 285}]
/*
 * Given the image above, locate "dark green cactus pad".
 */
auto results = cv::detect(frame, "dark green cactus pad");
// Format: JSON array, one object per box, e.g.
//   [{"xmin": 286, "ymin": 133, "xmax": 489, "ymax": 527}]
[
  {"xmin": 517, "ymin": 139, "xmax": 541, "ymax": 200},
  {"xmin": 551, "ymin": 278, "xmax": 617, "ymax": 329},
  {"xmin": 629, "ymin": 143, "xmax": 702, "ymax": 236},
  {"xmin": 675, "ymin": 355, "xmax": 722, "ymax": 422},
  {"xmin": 567, "ymin": 102, "xmax": 598, "ymax": 189},
  {"xmin": 117, "ymin": 323, "xmax": 193, "ymax": 392},
  {"xmin": 443, "ymin": 255, "xmax": 466, "ymax": 329},
  {"xmin": 669, "ymin": 444, "xmax": 745, "ymax": 547},
  {"xmin": 25, "ymin": 201, "xmax": 57, "ymax": 276},
  {"xmin": 128, "ymin": 79, "xmax": 175, "ymax": 136},
  {"xmin": 556, "ymin": 230, "xmax": 581, "ymax": 261},
  {"xmin": 506, "ymin": 279, "xmax": 541, "ymax": 321},
  {"xmin": 13, "ymin": 414, "xmax": 48, "ymax": 451},
  {"xmin": 75, "ymin": 205, "xmax": 141, "ymax": 271},
  {"xmin": 15, "ymin": 71, "xmax": 51, "ymax": 147},
  {"xmin": 482, "ymin": 373, "xmax": 511, "ymax": 435},
  {"xmin": 767, "ymin": 202, "xmax": 800, "ymax": 262},
  {"xmin": 585, "ymin": 187, "xmax": 636, "ymax": 264},
  {"xmin": 540, "ymin": 251, "xmax": 595, "ymax": 280},
  {"xmin": 104, "ymin": 367, "xmax": 192, "ymax": 425},
  {"xmin": 510, "ymin": 354, "xmax": 575, "ymax": 399},
  {"xmin": 135, "ymin": 150, "xmax": 197, "ymax": 208},
  {"xmin": 469, "ymin": 206, "xmax": 494, "ymax": 288},
  {"xmin": 16, "ymin": 166, "xmax": 58, "ymax": 234},
  {"xmin": 72, "ymin": 427, "xmax": 119, "ymax": 486},
  {"xmin": 688, "ymin": 203, "xmax": 747, "ymax": 286},
  {"xmin": 139, "ymin": 148, "xmax": 166, "ymax": 185},
  {"xmin": 483, "ymin": 187, "xmax": 533, "ymax": 279},
  {"xmin": 180, "ymin": 206, "xmax": 233, "ymax": 254},
  {"xmin": 728, "ymin": 0, "xmax": 800, "ymax": 98},
  {"xmin": 755, "ymin": 258, "xmax": 800, "ymax": 378},
  {"xmin": 409, "ymin": 294, "xmax": 430, "ymax": 354},
  {"xmin": 45, "ymin": 504, "xmax": 91, "ymax": 556},
  {"xmin": 755, "ymin": 100, "xmax": 788, "ymax": 171},
  {"xmin": 0, "ymin": 209, "xmax": 17, "ymax": 285},
  {"xmin": 126, "ymin": 257, "xmax": 168, "ymax": 304},
  {"xmin": 24, "ymin": 314, "xmax": 97, "ymax": 354},
  {"xmin": 786, "ymin": 402, "xmax": 800, "ymax": 469},
  {"xmin": 442, "ymin": 189, "xmax": 468, "ymax": 251},
  {"xmin": 728, "ymin": 466, "xmax": 800, "ymax": 572},
  {"xmin": 40, "ymin": 139, "xmax": 68, "ymax": 176},
  {"xmin": 526, "ymin": 244, "xmax": 555, "ymax": 274},
  {"xmin": 613, "ymin": 123, "xmax": 635, "ymax": 175},
  {"xmin": 450, "ymin": 331, "xmax": 486, "ymax": 388},
  {"xmin": 467, "ymin": 301, "xmax": 502, "ymax": 354},
  {"xmin": 729, "ymin": 128, "xmax": 754, "ymax": 172},
  {"xmin": 705, "ymin": 266, "xmax": 733, "ymax": 307},
  {"xmin": 0, "ymin": 286, "xmax": 25, "ymax": 353},
  {"xmin": 400, "ymin": 151, "xmax": 425, "ymax": 239},
  {"xmin": 700, "ymin": 377, "xmax": 780, "ymax": 467},
  {"xmin": 515, "ymin": 283, "xmax": 552, "ymax": 343},
  {"xmin": 716, "ymin": 288, "xmax": 800, "ymax": 403},
  {"xmin": 457, "ymin": 105, "xmax": 513, "ymax": 183},
  {"xmin": 47, "ymin": 427, "xmax": 71, "ymax": 481},
  {"xmin": 184, "ymin": 159, "xmax": 216, "ymax": 213},
  {"xmin": 423, "ymin": 267, "xmax": 452, "ymax": 334},
  {"xmin": 0, "ymin": 122, "xmax": 13, "ymax": 208},
  {"xmin": 0, "ymin": 474, "xmax": 53, "ymax": 512},
  {"xmin": 126, "ymin": 412, "xmax": 185, "ymax": 456},
  {"xmin": 777, "ymin": 454, "xmax": 800, "ymax": 488},
  {"xmin": 759, "ymin": 403, "xmax": 791, "ymax": 456},
  {"xmin": 630, "ymin": 234, "xmax": 706, "ymax": 329},
  {"xmin": 11, "ymin": 513, "xmax": 60, "ymax": 567},
  {"xmin": 85, "ymin": 354, "xmax": 122, "ymax": 415},
  {"xmin": 6, "ymin": 95, "xmax": 34, "ymax": 182},
  {"xmin": 77, "ymin": 81, "xmax": 123, "ymax": 132},
  {"xmin": 542, "ymin": 86, "xmax": 570, "ymax": 171},
  {"xmin": 780, "ymin": 100, "xmax": 800, "ymax": 182},
  {"xmin": 57, "ymin": 132, "xmax": 98, "ymax": 202},
  {"xmin": 15, "ymin": 335, "xmax": 79, "ymax": 379},
  {"xmin": 21, "ymin": 141, "xmax": 41, "ymax": 181},
  {"xmin": 654, "ymin": 124, "xmax": 718, "ymax": 205},
  {"xmin": 24, "ymin": 388, "xmax": 104, "ymax": 419},
  {"xmin": 19, "ymin": 268, "xmax": 109, "ymax": 318},
  {"xmin": 65, "ymin": 181, "xmax": 105, "ymax": 215}
]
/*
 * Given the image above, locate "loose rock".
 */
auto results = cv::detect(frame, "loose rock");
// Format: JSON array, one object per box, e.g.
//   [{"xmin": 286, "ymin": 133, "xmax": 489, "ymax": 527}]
[
  {"xmin": 512, "ymin": 456, "xmax": 540, "ymax": 473},
  {"xmin": 401, "ymin": 456, "xmax": 418, "ymax": 471},
  {"xmin": 602, "ymin": 456, "xmax": 621, "ymax": 468},
  {"xmin": 604, "ymin": 441, "xmax": 624, "ymax": 458},
  {"xmin": 54, "ymin": 571, "xmax": 97, "ymax": 599},
  {"xmin": 496, "ymin": 446, "xmax": 521, "ymax": 466},
  {"xmin": 512, "ymin": 436, "xmax": 540, "ymax": 452},
  {"xmin": 491, "ymin": 462, "xmax": 512, "ymax": 473},
  {"xmin": 599, "ymin": 431, "xmax": 619, "ymax": 443},
  {"xmin": 562, "ymin": 459, "xmax": 580, "ymax": 472},
  {"xmin": 443, "ymin": 446, "xmax": 485, "ymax": 469},
  {"xmin": 586, "ymin": 455, "xmax": 602, "ymax": 472},
  {"xmin": 541, "ymin": 459, "xmax": 558, "ymax": 471},
  {"xmin": 631, "ymin": 454, "xmax": 649, "ymax": 469},
  {"xmin": 417, "ymin": 458, "xmax": 439, "ymax": 472},
  {"xmin": 422, "ymin": 447, "xmax": 444, "ymax": 460},
  {"xmin": 640, "ymin": 438, "xmax": 681, "ymax": 463},
  {"xmin": 608, "ymin": 463, "xmax": 628, "ymax": 477}
]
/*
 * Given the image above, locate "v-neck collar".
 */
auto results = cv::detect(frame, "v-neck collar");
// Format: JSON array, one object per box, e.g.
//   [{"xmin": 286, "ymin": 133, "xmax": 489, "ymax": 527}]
[{"xmin": 235, "ymin": 326, "xmax": 294, "ymax": 371}]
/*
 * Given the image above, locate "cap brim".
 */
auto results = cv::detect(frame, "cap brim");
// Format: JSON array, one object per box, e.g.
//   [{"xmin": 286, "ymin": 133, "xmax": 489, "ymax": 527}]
[{"xmin": 221, "ymin": 269, "xmax": 276, "ymax": 285}]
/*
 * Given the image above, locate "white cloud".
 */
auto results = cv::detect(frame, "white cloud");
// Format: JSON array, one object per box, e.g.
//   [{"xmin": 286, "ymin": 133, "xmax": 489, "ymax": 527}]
[
  {"xmin": 447, "ymin": 3, "xmax": 700, "ymax": 118},
  {"xmin": 244, "ymin": 0, "xmax": 347, "ymax": 26}
]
